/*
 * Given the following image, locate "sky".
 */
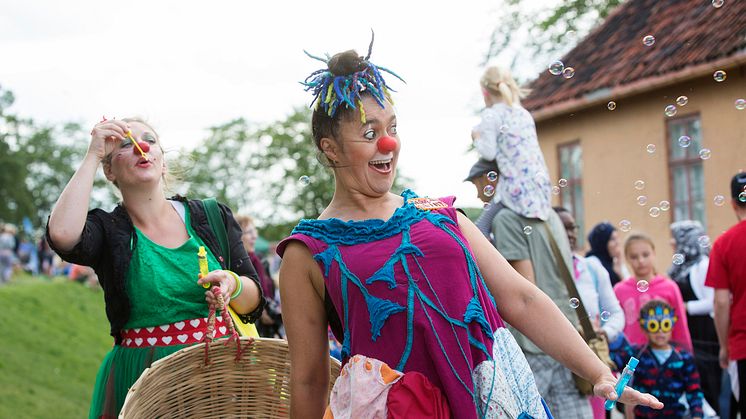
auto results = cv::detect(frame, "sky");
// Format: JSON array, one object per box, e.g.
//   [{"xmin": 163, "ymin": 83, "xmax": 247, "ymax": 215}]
[{"xmin": 0, "ymin": 0, "xmax": 549, "ymax": 212}]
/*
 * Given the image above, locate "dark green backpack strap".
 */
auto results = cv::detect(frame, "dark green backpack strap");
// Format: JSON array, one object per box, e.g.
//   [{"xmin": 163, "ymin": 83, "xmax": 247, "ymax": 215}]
[{"xmin": 202, "ymin": 198, "xmax": 231, "ymax": 268}]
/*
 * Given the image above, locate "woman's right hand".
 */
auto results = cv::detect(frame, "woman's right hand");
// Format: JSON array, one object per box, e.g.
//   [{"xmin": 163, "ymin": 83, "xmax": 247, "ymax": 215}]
[{"xmin": 87, "ymin": 119, "xmax": 130, "ymax": 162}]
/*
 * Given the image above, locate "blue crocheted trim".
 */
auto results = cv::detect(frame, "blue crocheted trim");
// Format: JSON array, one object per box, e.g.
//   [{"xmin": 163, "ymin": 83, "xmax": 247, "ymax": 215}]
[{"xmin": 291, "ymin": 190, "xmax": 426, "ymax": 245}]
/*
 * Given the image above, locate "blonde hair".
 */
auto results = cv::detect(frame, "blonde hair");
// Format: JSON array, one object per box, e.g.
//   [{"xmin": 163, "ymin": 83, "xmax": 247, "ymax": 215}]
[
  {"xmin": 624, "ymin": 233, "xmax": 656, "ymax": 257},
  {"xmin": 234, "ymin": 214, "xmax": 255, "ymax": 230},
  {"xmin": 480, "ymin": 66, "xmax": 530, "ymax": 107}
]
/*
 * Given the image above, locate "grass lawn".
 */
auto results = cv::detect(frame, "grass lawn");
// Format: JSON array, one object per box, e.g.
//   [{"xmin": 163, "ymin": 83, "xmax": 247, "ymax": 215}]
[{"xmin": 0, "ymin": 274, "xmax": 111, "ymax": 418}]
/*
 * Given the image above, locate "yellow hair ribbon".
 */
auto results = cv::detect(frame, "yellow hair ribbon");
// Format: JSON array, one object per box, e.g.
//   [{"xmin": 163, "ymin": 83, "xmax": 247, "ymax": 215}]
[{"xmin": 358, "ymin": 99, "xmax": 366, "ymax": 123}]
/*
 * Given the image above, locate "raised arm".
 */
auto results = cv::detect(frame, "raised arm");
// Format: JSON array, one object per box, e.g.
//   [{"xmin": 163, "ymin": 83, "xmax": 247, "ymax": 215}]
[
  {"xmin": 457, "ymin": 212, "xmax": 662, "ymax": 409},
  {"xmin": 279, "ymin": 241, "xmax": 330, "ymax": 418},
  {"xmin": 48, "ymin": 119, "xmax": 128, "ymax": 251}
]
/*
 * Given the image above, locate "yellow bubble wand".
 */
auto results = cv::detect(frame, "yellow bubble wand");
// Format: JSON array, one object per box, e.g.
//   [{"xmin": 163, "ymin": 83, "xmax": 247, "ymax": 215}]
[
  {"xmin": 125, "ymin": 131, "xmax": 149, "ymax": 160},
  {"xmin": 198, "ymin": 246, "xmax": 210, "ymax": 288}
]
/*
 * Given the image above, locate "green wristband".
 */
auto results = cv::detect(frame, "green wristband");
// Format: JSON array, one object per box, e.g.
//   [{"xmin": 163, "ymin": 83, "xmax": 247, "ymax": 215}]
[{"xmin": 227, "ymin": 270, "xmax": 242, "ymax": 299}]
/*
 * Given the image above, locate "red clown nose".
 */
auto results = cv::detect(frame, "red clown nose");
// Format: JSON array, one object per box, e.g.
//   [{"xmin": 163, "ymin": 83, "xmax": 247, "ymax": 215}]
[
  {"xmin": 133, "ymin": 141, "xmax": 151, "ymax": 155},
  {"xmin": 377, "ymin": 136, "xmax": 397, "ymax": 153}
]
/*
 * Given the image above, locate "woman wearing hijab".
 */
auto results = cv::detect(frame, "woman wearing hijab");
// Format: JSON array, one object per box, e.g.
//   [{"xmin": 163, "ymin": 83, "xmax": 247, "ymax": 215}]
[
  {"xmin": 586, "ymin": 222, "xmax": 630, "ymax": 287},
  {"xmin": 669, "ymin": 220, "xmax": 721, "ymax": 414}
]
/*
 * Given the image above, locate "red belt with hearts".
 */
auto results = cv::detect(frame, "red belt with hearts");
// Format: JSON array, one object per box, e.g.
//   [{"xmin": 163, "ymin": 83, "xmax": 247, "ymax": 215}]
[{"xmin": 120, "ymin": 316, "xmax": 229, "ymax": 348}]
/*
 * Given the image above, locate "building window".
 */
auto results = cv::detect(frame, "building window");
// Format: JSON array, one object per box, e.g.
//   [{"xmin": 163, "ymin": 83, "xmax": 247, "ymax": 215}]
[
  {"xmin": 667, "ymin": 115, "xmax": 705, "ymax": 226},
  {"xmin": 558, "ymin": 141, "xmax": 584, "ymax": 247}
]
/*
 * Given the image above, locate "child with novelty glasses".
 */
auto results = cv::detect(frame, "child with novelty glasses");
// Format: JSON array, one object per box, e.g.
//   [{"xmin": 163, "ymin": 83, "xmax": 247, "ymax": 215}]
[{"xmin": 611, "ymin": 299, "xmax": 704, "ymax": 418}]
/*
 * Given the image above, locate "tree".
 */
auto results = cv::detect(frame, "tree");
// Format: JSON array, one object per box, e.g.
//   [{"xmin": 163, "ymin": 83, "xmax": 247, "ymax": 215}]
[
  {"xmin": 183, "ymin": 107, "xmax": 411, "ymax": 241},
  {"xmin": 485, "ymin": 0, "xmax": 624, "ymax": 77},
  {"xmin": 0, "ymin": 85, "xmax": 111, "ymax": 229}
]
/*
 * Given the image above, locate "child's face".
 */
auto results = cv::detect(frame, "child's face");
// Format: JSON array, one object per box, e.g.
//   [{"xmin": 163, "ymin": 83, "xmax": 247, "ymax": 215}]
[
  {"xmin": 645, "ymin": 328, "xmax": 672, "ymax": 349},
  {"xmin": 626, "ymin": 240, "xmax": 656, "ymax": 279}
]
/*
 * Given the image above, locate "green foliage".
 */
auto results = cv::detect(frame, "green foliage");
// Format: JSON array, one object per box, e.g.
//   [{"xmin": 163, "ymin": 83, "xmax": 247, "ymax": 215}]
[
  {"xmin": 0, "ymin": 85, "xmax": 113, "ymax": 230},
  {"xmin": 184, "ymin": 107, "xmax": 411, "ymax": 237},
  {"xmin": 0, "ymin": 276, "xmax": 110, "ymax": 418},
  {"xmin": 485, "ymin": 0, "xmax": 624, "ymax": 74}
]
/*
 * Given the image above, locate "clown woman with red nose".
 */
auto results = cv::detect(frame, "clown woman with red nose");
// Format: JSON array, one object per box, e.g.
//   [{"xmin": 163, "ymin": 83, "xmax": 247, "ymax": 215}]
[{"xmin": 277, "ymin": 37, "xmax": 663, "ymax": 419}]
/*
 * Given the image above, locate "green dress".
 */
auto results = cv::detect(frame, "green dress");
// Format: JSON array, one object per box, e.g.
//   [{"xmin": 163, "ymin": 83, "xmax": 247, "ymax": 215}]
[{"xmin": 89, "ymin": 206, "xmax": 221, "ymax": 418}]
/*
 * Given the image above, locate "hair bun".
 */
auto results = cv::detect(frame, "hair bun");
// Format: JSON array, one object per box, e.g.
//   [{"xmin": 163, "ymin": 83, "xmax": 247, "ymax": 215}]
[{"xmin": 327, "ymin": 50, "xmax": 366, "ymax": 76}]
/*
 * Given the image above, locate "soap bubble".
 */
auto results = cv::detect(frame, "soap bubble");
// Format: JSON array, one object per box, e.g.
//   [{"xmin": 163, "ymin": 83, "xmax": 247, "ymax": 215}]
[
  {"xmin": 676, "ymin": 96, "xmax": 689, "ymax": 106},
  {"xmin": 646, "ymin": 144, "xmax": 656, "ymax": 154},
  {"xmin": 713, "ymin": 70, "xmax": 727, "ymax": 82},
  {"xmin": 665, "ymin": 105, "xmax": 677, "ymax": 117},
  {"xmin": 636, "ymin": 280, "xmax": 650, "ymax": 293},
  {"xmin": 523, "ymin": 226, "xmax": 533, "ymax": 235},
  {"xmin": 672, "ymin": 253, "xmax": 685, "ymax": 265},
  {"xmin": 483, "ymin": 185, "xmax": 495, "ymax": 197},
  {"xmin": 487, "ymin": 171, "xmax": 498, "ymax": 182},
  {"xmin": 559, "ymin": 178, "xmax": 568, "ymax": 187},
  {"xmin": 607, "ymin": 101, "xmax": 617, "ymax": 110},
  {"xmin": 634, "ymin": 180, "xmax": 645, "ymax": 190},
  {"xmin": 699, "ymin": 148, "xmax": 711, "ymax": 160},
  {"xmin": 562, "ymin": 67, "xmax": 575, "ymax": 79},
  {"xmin": 659, "ymin": 201, "xmax": 670, "ymax": 211},
  {"xmin": 678, "ymin": 135, "xmax": 691, "ymax": 148},
  {"xmin": 619, "ymin": 219, "xmax": 632, "ymax": 232},
  {"xmin": 569, "ymin": 298, "xmax": 580, "ymax": 309},
  {"xmin": 712, "ymin": 0, "xmax": 724, "ymax": 7},
  {"xmin": 552, "ymin": 186, "xmax": 561, "ymax": 195},
  {"xmin": 549, "ymin": 60, "xmax": 564, "ymax": 76},
  {"xmin": 600, "ymin": 311, "xmax": 611, "ymax": 322},
  {"xmin": 298, "ymin": 175, "xmax": 311, "ymax": 186},
  {"xmin": 735, "ymin": 99, "xmax": 746, "ymax": 110},
  {"xmin": 637, "ymin": 195, "xmax": 648, "ymax": 206},
  {"xmin": 698, "ymin": 235, "xmax": 711, "ymax": 248},
  {"xmin": 714, "ymin": 195, "xmax": 725, "ymax": 206},
  {"xmin": 642, "ymin": 35, "xmax": 655, "ymax": 46},
  {"xmin": 649, "ymin": 207, "xmax": 661, "ymax": 217}
]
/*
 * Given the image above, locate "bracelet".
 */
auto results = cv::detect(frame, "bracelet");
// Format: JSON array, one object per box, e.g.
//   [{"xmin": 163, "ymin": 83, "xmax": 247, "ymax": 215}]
[{"xmin": 226, "ymin": 270, "xmax": 243, "ymax": 299}]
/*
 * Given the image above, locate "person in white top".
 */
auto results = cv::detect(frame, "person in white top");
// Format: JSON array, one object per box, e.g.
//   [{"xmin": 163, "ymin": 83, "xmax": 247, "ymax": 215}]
[
  {"xmin": 471, "ymin": 65, "xmax": 552, "ymax": 221},
  {"xmin": 556, "ymin": 207, "xmax": 625, "ymax": 419}
]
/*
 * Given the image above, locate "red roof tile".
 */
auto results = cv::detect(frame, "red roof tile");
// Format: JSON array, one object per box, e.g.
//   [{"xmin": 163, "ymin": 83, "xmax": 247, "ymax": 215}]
[{"xmin": 523, "ymin": 0, "xmax": 746, "ymax": 114}]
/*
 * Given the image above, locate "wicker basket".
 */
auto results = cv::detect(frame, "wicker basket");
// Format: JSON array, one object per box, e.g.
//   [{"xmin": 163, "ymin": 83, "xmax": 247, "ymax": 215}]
[{"xmin": 119, "ymin": 337, "xmax": 341, "ymax": 418}]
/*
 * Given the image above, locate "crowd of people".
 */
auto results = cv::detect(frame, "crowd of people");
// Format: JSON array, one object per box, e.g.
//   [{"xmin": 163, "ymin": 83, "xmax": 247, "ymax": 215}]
[
  {"xmin": 462, "ymin": 63, "xmax": 746, "ymax": 419},
  {"xmin": 0, "ymin": 223, "xmax": 64, "ymax": 282},
  {"xmin": 4, "ymin": 42, "xmax": 742, "ymax": 419}
]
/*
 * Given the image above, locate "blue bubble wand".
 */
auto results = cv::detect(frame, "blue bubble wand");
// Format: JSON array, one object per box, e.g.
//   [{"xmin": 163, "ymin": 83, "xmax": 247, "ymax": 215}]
[{"xmin": 605, "ymin": 356, "xmax": 639, "ymax": 410}]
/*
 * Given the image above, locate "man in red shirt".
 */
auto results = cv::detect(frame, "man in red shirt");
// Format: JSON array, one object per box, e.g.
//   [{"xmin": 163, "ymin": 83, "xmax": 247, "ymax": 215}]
[{"xmin": 706, "ymin": 172, "xmax": 746, "ymax": 417}]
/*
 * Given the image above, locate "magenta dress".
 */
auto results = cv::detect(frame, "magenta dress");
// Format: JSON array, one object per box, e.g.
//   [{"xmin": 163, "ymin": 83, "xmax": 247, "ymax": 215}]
[{"xmin": 278, "ymin": 190, "xmax": 550, "ymax": 418}]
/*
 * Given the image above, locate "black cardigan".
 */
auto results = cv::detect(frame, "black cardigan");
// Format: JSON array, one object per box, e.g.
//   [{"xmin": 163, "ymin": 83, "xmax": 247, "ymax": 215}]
[{"xmin": 46, "ymin": 196, "xmax": 265, "ymax": 344}]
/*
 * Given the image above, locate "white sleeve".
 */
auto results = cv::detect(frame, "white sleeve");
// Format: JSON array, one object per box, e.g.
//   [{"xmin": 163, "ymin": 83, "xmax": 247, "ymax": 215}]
[
  {"xmin": 587, "ymin": 257, "xmax": 625, "ymax": 341},
  {"xmin": 686, "ymin": 258, "xmax": 714, "ymax": 316},
  {"xmin": 473, "ymin": 108, "xmax": 499, "ymax": 161}
]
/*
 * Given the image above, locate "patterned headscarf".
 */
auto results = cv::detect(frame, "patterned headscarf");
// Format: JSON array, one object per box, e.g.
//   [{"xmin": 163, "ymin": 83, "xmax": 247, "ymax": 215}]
[
  {"xmin": 301, "ymin": 34, "xmax": 404, "ymax": 123},
  {"xmin": 668, "ymin": 220, "xmax": 708, "ymax": 283}
]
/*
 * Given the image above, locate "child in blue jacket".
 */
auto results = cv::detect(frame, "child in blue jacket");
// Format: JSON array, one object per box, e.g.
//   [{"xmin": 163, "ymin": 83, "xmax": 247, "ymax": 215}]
[{"xmin": 611, "ymin": 299, "xmax": 704, "ymax": 418}]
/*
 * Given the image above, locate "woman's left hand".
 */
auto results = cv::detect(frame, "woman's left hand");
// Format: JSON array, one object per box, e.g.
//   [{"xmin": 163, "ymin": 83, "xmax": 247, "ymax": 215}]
[
  {"xmin": 593, "ymin": 372, "xmax": 664, "ymax": 409},
  {"xmin": 198, "ymin": 270, "xmax": 235, "ymax": 308}
]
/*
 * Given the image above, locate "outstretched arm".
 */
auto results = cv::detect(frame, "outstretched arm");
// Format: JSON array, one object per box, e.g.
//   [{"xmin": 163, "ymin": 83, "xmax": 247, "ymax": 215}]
[
  {"xmin": 279, "ymin": 241, "xmax": 330, "ymax": 418},
  {"xmin": 457, "ymin": 212, "xmax": 662, "ymax": 409}
]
